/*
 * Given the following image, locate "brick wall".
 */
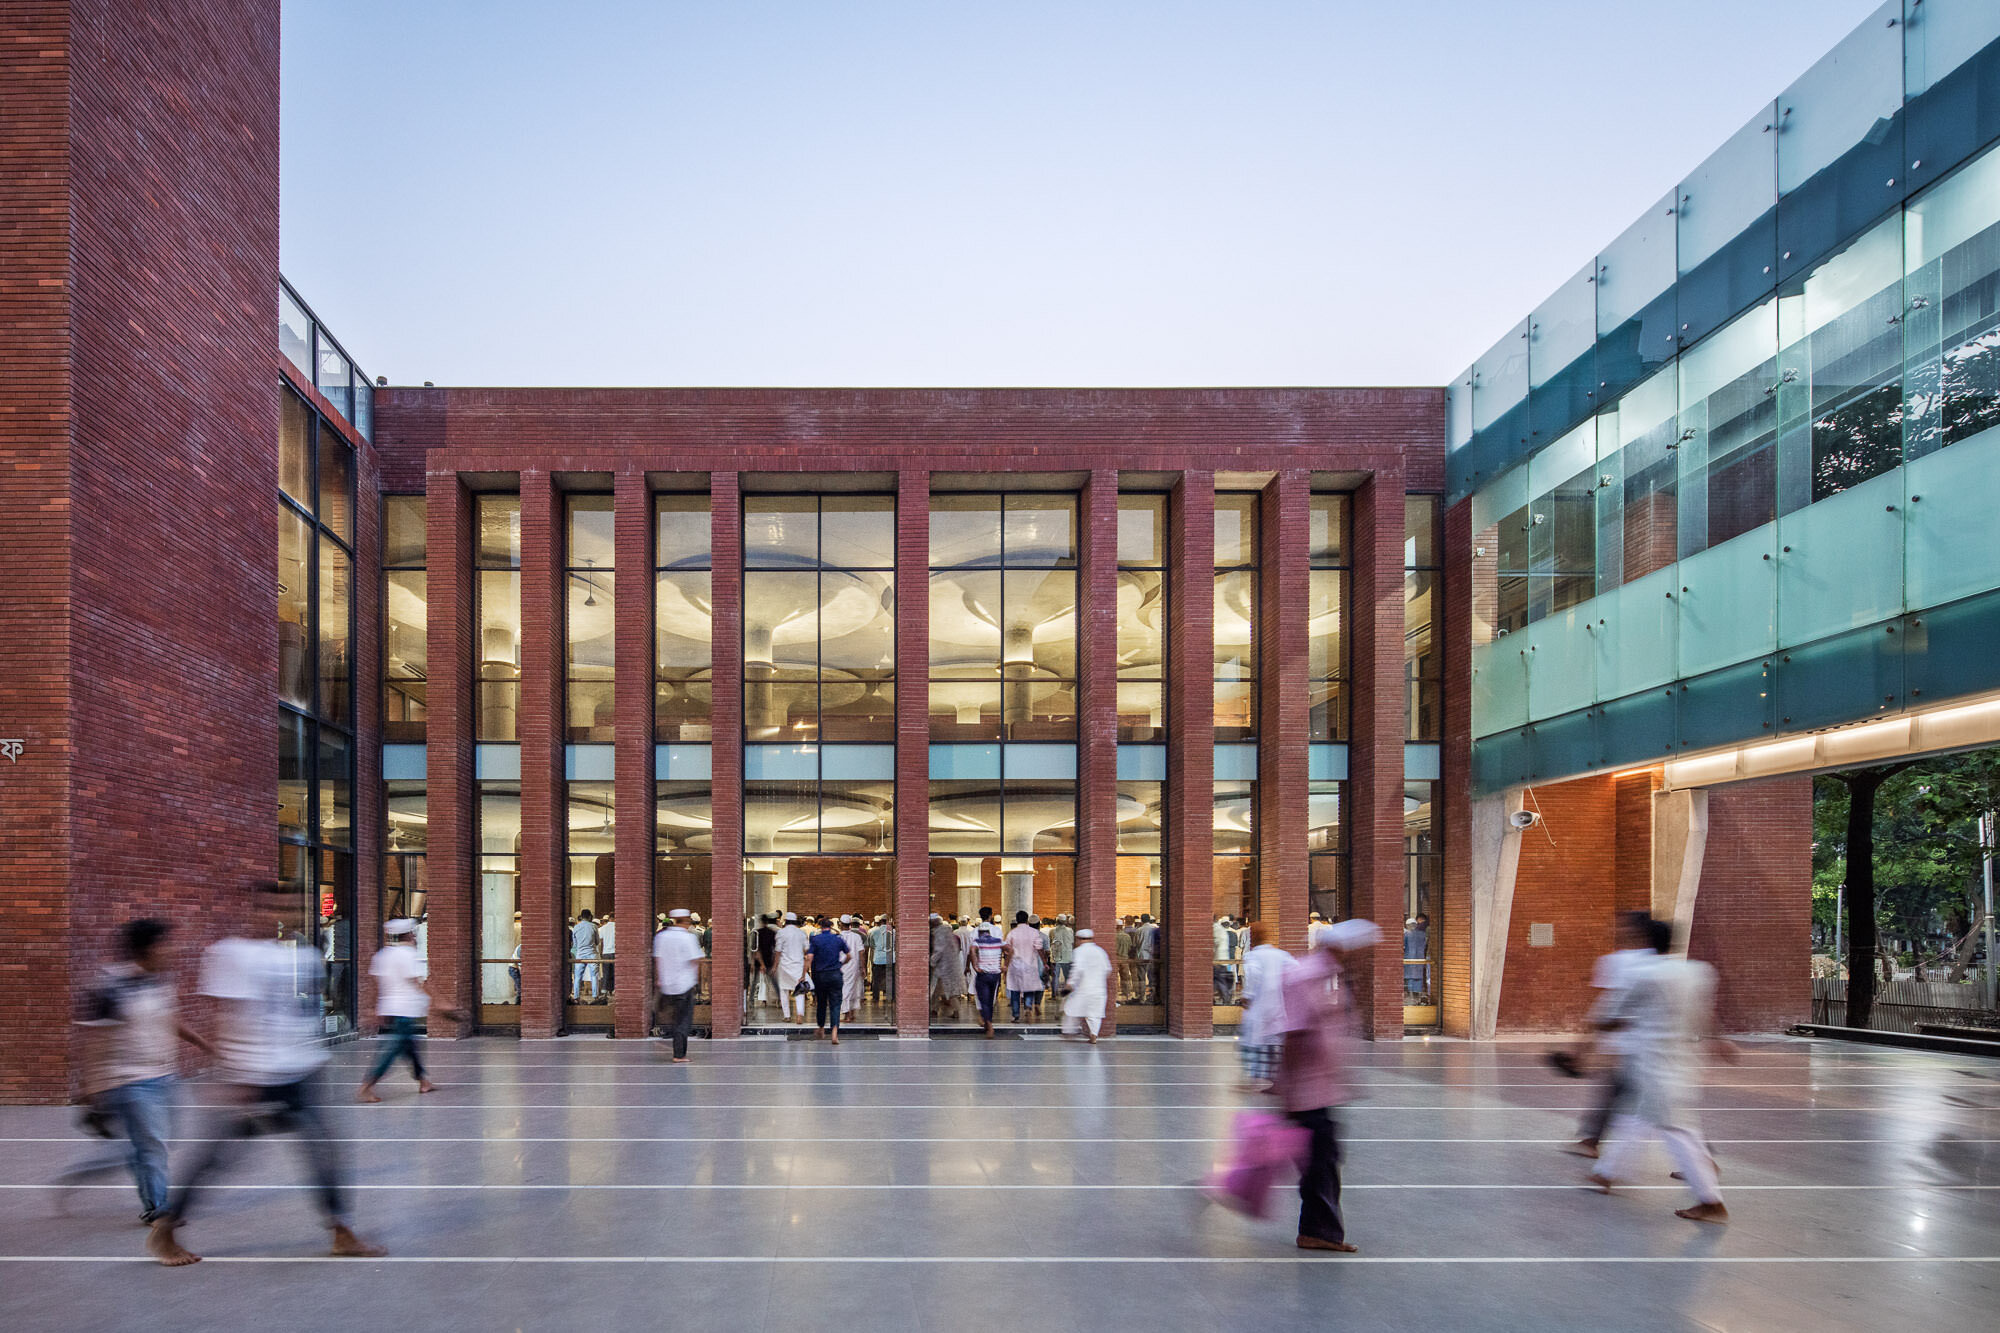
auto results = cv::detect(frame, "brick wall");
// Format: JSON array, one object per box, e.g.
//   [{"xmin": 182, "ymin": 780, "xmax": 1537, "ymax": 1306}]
[
  {"xmin": 1498, "ymin": 774, "xmax": 1621, "ymax": 1032},
  {"xmin": 0, "ymin": 0, "xmax": 280, "ymax": 1102},
  {"xmin": 1688, "ymin": 775, "xmax": 1813, "ymax": 1032}
]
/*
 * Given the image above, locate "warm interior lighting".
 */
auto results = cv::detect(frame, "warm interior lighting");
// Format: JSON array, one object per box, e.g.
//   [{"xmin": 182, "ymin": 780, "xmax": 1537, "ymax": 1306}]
[{"xmin": 1661, "ymin": 689, "xmax": 2000, "ymax": 791}]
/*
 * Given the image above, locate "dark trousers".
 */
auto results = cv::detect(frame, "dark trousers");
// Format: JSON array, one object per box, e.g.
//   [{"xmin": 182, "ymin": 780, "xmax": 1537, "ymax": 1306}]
[
  {"xmin": 973, "ymin": 971, "xmax": 1001, "ymax": 1022},
  {"xmin": 1213, "ymin": 965, "xmax": 1234, "ymax": 1002},
  {"xmin": 165, "ymin": 1072, "xmax": 347, "ymax": 1227},
  {"xmin": 871, "ymin": 961, "xmax": 890, "ymax": 1000},
  {"xmin": 1289, "ymin": 1107, "xmax": 1345, "ymax": 1244},
  {"xmin": 1580, "ymin": 1062, "xmax": 1632, "ymax": 1143},
  {"xmin": 364, "ymin": 1015, "xmax": 426, "ymax": 1085},
  {"xmin": 812, "ymin": 969, "xmax": 843, "ymax": 1033},
  {"xmin": 658, "ymin": 987, "xmax": 695, "ymax": 1059}
]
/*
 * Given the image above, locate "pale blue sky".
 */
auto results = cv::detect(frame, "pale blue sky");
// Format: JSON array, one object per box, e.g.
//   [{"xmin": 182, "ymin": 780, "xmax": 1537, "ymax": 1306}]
[{"xmin": 280, "ymin": 0, "xmax": 1884, "ymax": 388}]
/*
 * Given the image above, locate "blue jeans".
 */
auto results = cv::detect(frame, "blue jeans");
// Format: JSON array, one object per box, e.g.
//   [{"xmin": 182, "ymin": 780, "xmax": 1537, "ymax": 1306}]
[
  {"xmin": 1008, "ymin": 987, "xmax": 1043, "ymax": 1022},
  {"xmin": 165, "ymin": 1071, "xmax": 348, "ymax": 1227},
  {"xmin": 365, "ymin": 1015, "xmax": 427, "ymax": 1085},
  {"xmin": 63, "ymin": 1076, "xmax": 173, "ymax": 1216}
]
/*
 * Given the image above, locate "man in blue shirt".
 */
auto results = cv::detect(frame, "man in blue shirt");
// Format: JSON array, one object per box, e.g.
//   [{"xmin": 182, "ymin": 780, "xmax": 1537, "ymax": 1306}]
[{"xmin": 805, "ymin": 917, "xmax": 850, "ymax": 1044}]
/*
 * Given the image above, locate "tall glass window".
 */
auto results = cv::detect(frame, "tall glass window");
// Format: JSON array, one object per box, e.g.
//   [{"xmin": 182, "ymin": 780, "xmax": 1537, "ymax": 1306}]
[
  {"xmin": 1308, "ymin": 781, "xmax": 1345, "ymax": 924},
  {"xmin": 276, "ymin": 383, "xmax": 356, "ymax": 1035},
  {"xmin": 1115, "ymin": 778, "xmax": 1164, "ymax": 1021},
  {"xmin": 744, "ymin": 496, "xmax": 895, "ymax": 743},
  {"xmin": 566, "ymin": 495, "xmax": 616, "ymax": 742},
  {"xmin": 383, "ymin": 496, "xmax": 427, "ymax": 742},
  {"xmin": 1402, "ymin": 781, "xmax": 1440, "ymax": 1030},
  {"xmin": 655, "ymin": 494, "xmax": 714, "ymax": 741},
  {"xmin": 928, "ymin": 494, "xmax": 1078, "ymax": 741},
  {"xmin": 1214, "ymin": 494, "xmax": 1259, "ymax": 743},
  {"xmin": 478, "ymin": 782, "xmax": 522, "ymax": 1023},
  {"xmin": 1307, "ymin": 494, "xmax": 1349, "ymax": 740},
  {"xmin": 1404, "ymin": 496, "xmax": 1442, "ymax": 741},
  {"xmin": 384, "ymin": 781, "xmax": 427, "ymax": 976},
  {"xmin": 476, "ymin": 496, "xmax": 522, "ymax": 742},
  {"xmin": 564, "ymin": 780, "xmax": 617, "ymax": 1018},
  {"xmin": 1116, "ymin": 494, "xmax": 1168, "ymax": 742}
]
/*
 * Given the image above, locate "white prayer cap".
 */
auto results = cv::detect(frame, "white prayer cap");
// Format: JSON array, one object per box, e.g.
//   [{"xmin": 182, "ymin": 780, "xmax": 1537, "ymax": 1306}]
[
  {"xmin": 929, "ymin": 913, "xmax": 942, "ymax": 922},
  {"xmin": 668, "ymin": 909, "xmax": 691, "ymax": 919},
  {"xmin": 385, "ymin": 918, "xmax": 417, "ymax": 935},
  {"xmin": 1321, "ymin": 919, "xmax": 1382, "ymax": 950},
  {"xmin": 1075, "ymin": 929, "xmax": 1094, "ymax": 939},
  {"xmin": 840, "ymin": 914, "xmax": 855, "ymax": 924},
  {"xmin": 784, "ymin": 912, "xmax": 798, "ymax": 922}
]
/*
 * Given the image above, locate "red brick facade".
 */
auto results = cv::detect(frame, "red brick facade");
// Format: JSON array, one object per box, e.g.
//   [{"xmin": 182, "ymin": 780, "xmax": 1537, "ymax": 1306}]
[{"xmin": 0, "ymin": 0, "xmax": 279, "ymax": 1103}]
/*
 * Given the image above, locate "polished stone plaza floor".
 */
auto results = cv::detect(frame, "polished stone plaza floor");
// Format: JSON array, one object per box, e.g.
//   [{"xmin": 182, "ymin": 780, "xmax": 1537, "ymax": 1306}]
[{"xmin": 0, "ymin": 1035, "xmax": 1994, "ymax": 1331}]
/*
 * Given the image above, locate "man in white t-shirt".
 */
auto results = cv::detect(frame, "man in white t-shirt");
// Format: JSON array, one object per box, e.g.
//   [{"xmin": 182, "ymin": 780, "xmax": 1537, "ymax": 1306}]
[
  {"xmin": 148, "ymin": 882, "xmax": 384, "ymax": 1267},
  {"xmin": 1569, "ymin": 911, "xmax": 1655, "ymax": 1157},
  {"xmin": 598, "ymin": 914, "xmax": 617, "ymax": 998},
  {"xmin": 358, "ymin": 919, "xmax": 438, "ymax": 1103},
  {"xmin": 653, "ymin": 909, "xmax": 705, "ymax": 1063}
]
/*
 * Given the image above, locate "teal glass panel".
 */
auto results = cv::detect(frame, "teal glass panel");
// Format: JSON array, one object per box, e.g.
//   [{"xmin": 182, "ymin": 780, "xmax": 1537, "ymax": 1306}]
[
  {"xmin": 1593, "ymin": 421, "xmax": 1624, "ymax": 592},
  {"xmin": 1775, "ymin": 623, "xmax": 1905, "ymax": 733},
  {"xmin": 1470, "ymin": 639, "xmax": 1529, "ymax": 738},
  {"xmin": 1902, "ymin": 144, "xmax": 2000, "ymax": 466},
  {"xmin": 1531, "ymin": 262, "xmax": 1597, "ymax": 388},
  {"xmin": 564, "ymin": 744, "xmax": 615, "ymax": 782},
  {"xmin": 929, "ymin": 744, "xmax": 1000, "ymax": 779},
  {"xmin": 382, "ymin": 745, "xmax": 425, "ymax": 781},
  {"xmin": 1777, "ymin": 4, "xmax": 1904, "ymax": 195},
  {"xmin": 1777, "ymin": 470, "xmax": 1906, "ymax": 647},
  {"xmin": 1608, "ymin": 366, "xmax": 1680, "ymax": 587},
  {"xmin": 1597, "ymin": 191, "xmax": 1678, "ymax": 338},
  {"xmin": 1528, "ymin": 708, "xmax": 1598, "ymax": 783},
  {"xmin": 1405, "ymin": 744, "xmax": 1441, "ymax": 781},
  {"xmin": 1307, "ymin": 745, "xmax": 1349, "ymax": 782},
  {"xmin": 1904, "ymin": 423, "xmax": 2000, "ymax": 608},
  {"xmin": 1472, "ymin": 320, "xmax": 1530, "ymax": 432},
  {"xmin": 1675, "ymin": 528, "xmax": 1777, "ymax": 678},
  {"xmin": 1447, "ymin": 376, "xmax": 1473, "ymax": 455},
  {"xmin": 1471, "ymin": 728, "xmax": 1533, "ymax": 794},
  {"xmin": 1594, "ymin": 563, "xmax": 1679, "ymax": 701},
  {"xmin": 1675, "ymin": 660, "xmax": 1776, "ymax": 753},
  {"xmin": 655, "ymin": 743, "xmax": 713, "ymax": 780},
  {"xmin": 744, "ymin": 743, "xmax": 817, "ymax": 780},
  {"xmin": 1596, "ymin": 689, "xmax": 1678, "ymax": 771},
  {"xmin": 1526, "ymin": 419, "xmax": 1598, "ymax": 621},
  {"xmin": 1117, "ymin": 745, "xmax": 1168, "ymax": 781},
  {"xmin": 1005, "ymin": 744, "xmax": 1077, "ymax": 780},
  {"xmin": 1906, "ymin": 0, "xmax": 2000, "ymax": 96},
  {"xmin": 1525, "ymin": 606, "xmax": 1596, "ymax": 723},
  {"xmin": 1905, "ymin": 591, "xmax": 2000, "ymax": 704},
  {"xmin": 1677, "ymin": 299, "xmax": 1779, "ymax": 558},
  {"xmin": 822, "ymin": 744, "xmax": 895, "ymax": 780},
  {"xmin": 474, "ymin": 744, "xmax": 521, "ymax": 781},
  {"xmin": 1213, "ymin": 745, "xmax": 1258, "ymax": 781},
  {"xmin": 1678, "ymin": 104, "xmax": 1779, "ymax": 274}
]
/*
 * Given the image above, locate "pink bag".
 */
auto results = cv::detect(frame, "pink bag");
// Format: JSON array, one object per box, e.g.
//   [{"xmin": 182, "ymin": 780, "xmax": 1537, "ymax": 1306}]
[{"xmin": 1203, "ymin": 1110, "xmax": 1309, "ymax": 1219}]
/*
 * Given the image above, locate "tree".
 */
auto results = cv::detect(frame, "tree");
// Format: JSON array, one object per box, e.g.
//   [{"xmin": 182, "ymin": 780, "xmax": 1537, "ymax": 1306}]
[{"xmin": 1823, "ymin": 763, "xmax": 1912, "ymax": 1030}]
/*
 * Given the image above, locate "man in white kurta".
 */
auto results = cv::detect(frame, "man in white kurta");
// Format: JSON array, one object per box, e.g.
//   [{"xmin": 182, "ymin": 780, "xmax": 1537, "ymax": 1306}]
[
  {"xmin": 1591, "ymin": 923, "xmax": 1729, "ymax": 1224},
  {"xmin": 1060, "ymin": 929, "xmax": 1114, "ymax": 1042},
  {"xmin": 839, "ymin": 917, "xmax": 866, "ymax": 1019},
  {"xmin": 773, "ymin": 913, "xmax": 808, "ymax": 1022}
]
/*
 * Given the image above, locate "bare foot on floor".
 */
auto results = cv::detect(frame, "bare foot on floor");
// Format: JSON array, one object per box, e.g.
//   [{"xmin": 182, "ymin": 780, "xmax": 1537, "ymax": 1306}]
[
  {"xmin": 147, "ymin": 1221, "xmax": 200, "ymax": 1267},
  {"xmin": 1675, "ymin": 1202, "xmax": 1729, "ymax": 1225},
  {"xmin": 355, "ymin": 1086, "xmax": 382, "ymax": 1104},
  {"xmin": 329, "ymin": 1224, "xmax": 388, "ymax": 1257},
  {"xmin": 417, "ymin": 1080, "xmax": 437, "ymax": 1095}
]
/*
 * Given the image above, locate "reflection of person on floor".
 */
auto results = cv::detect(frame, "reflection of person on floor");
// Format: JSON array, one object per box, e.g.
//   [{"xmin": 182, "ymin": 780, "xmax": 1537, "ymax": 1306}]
[
  {"xmin": 966, "ymin": 913, "xmax": 1006, "ymax": 1037},
  {"xmin": 147, "ymin": 882, "xmax": 385, "ymax": 1267},
  {"xmin": 840, "ymin": 916, "xmax": 866, "ymax": 1019},
  {"xmin": 774, "ymin": 913, "xmax": 808, "ymax": 1023},
  {"xmin": 1004, "ymin": 912, "xmax": 1046, "ymax": 1022},
  {"xmin": 653, "ymin": 909, "xmax": 704, "ymax": 1063},
  {"xmin": 569, "ymin": 910, "xmax": 600, "ymax": 1002},
  {"xmin": 358, "ymin": 918, "xmax": 447, "ymax": 1102},
  {"xmin": 1274, "ymin": 918, "xmax": 1378, "ymax": 1255},
  {"xmin": 1060, "ymin": 929, "xmax": 1113, "ymax": 1043},
  {"xmin": 1588, "ymin": 918, "xmax": 1734, "ymax": 1225},
  {"xmin": 61, "ymin": 919, "xmax": 211, "ymax": 1225},
  {"xmin": 806, "ymin": 917, "xmax": 850, "ymax": 1043}
]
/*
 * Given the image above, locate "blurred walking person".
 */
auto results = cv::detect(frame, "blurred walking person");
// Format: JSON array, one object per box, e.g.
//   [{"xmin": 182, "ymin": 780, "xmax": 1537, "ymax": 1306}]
[
  {"xmin": 1059, "ymin": 928, "xmax": 1113, "ymax": 1043},
  {"xmin": 1003, "ymin": 911, "xmax": 1046, "ymax": 1023},
  {"xmin": 1237, "ymin": 921, "xmax": 1292, "ymax": 1092},
  {"xmin": 1273, "ymin": 919, "xmax": 1378, "ymax": 1254},
  {"xmin": 654, "ymin": 909, "xmax": 704, "ymax": 1063},
  {"xmin": 806, "ymin": 916, "xmax": 850, "ymax": 1043},
  {"xmin": 1589, "ymin": 918, "xmax": 1732, "ymax": 1224},
  {"xmin": 1564, "ymin": 911, "xmax": 1654, "ymax": 1157},
  {"xmin": 774, "ymin": 912, "xmax": 808, "ymax": 1023},
  {"xmin": 357, "ymin": 918, "xmax": 444, "ymax": 1102},
  {"xmin": 928, "ymin": 914, "xmax": 963, "ymax": 1019},
  {"xmin": 840, "ymin": 915, "xmax": 866, "ymax": 1020},
  {"xmin": 147, "ymin": 881, "xmax": 384, "ymax": 1266},
  {"xmin": 966, "ymin": 912, "xmax": 1006, "ymax": 1037},
  {"xmin": 59, "ymin": 919, "xmax": 210, "ymax": 1224}
]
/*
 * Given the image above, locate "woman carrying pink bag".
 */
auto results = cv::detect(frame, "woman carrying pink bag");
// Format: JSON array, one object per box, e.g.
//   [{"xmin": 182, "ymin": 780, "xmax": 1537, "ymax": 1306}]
[{"xmin": 1203, "ymin": 1110, "xmax": 1310, "ymax": 1219}]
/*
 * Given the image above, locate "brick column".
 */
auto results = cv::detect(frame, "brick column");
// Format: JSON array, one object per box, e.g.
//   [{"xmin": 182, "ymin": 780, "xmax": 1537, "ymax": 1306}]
[
  {"xmin": 894, "ymin": 470, "xmax": 932, "ymax": 1034},
  {"xmin": 352, "ymin": 445, "xmax": 385, "ymax": 1022},
  {"xmin": 1166, "ymin": 472, "xmax": 1215, "ymax": 1038},
  {"xmin": 707, "ymin": 473, "xmax": 744, "ymax": 1037},
  {"xmin": 1259, "ymin": 470, "xmax": 1310, "ymax": 955},
  {"xmin": 1440, "ymin": 498, "xmax": 1474, "ymax": 1037},
  {"xmin": 518, "ymin": 472, "xmax": 564, "ymax": 1038},
  {"xmin": 1351, "ymin": 468, "xmax": 1406, "ymax": 1040},
  {"xmin": 1077, "ymin": 469, "xmax": 1119, "ymax": 1035},
  {"xmin": 613, "ymin": 471, "xmax": 655, "ymax": 1038},
  {"xmin": 423, "ymin": 469, "xmax": 475, "ymax": 1036}
]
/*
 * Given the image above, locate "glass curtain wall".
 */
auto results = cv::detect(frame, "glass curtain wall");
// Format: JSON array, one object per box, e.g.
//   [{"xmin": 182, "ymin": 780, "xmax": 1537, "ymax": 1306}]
[
  {"xmin": 1307, "ymin": 491, "xmax": 1350, "ymax": 935},
  {"xmin": 929, "ymin": 494, "xmax": 1078, "ymax": 1026},
  {"xmin": 743, "ymin": 496, "xmax": 897, "ymax": 1024},
  {"xmin": 1213, "ymin": 494, "xmax": 1258, "ymax": 1020},
  {"xmin": 1116, "ymin": 493, "xmax": 1168, "ymax": 1022},
  {"xmin": 1402, "ymin": 781, "xmax": 1440, "ymax": 1029},
  {"xmin": 474, "ymin": 495, "xmax": 521, "ymax": 1026},
  {"xmin": 565, "ymin": 497, "xmax": 617, "ymax": 1024},
  {"xmin": 384, "ymin": 780, "xmax": 427, "ymax": 978},
  {"xmin": 655, "ymin": 494, "xmax": 715, "ymax": 1008},
  {"xmin": 277, "ymin": 383, "xmax": 355, "ymax": 1035},
  {"xmin": 383, "ymin": 497, "xmax": 427, "ymax": 742}
]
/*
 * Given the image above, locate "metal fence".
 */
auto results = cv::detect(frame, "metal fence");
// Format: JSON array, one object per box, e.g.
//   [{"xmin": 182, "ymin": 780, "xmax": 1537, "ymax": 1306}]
[{"xmin": 1810, "ymin": 977, "xmax": 1995, "ymax": 1034}]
